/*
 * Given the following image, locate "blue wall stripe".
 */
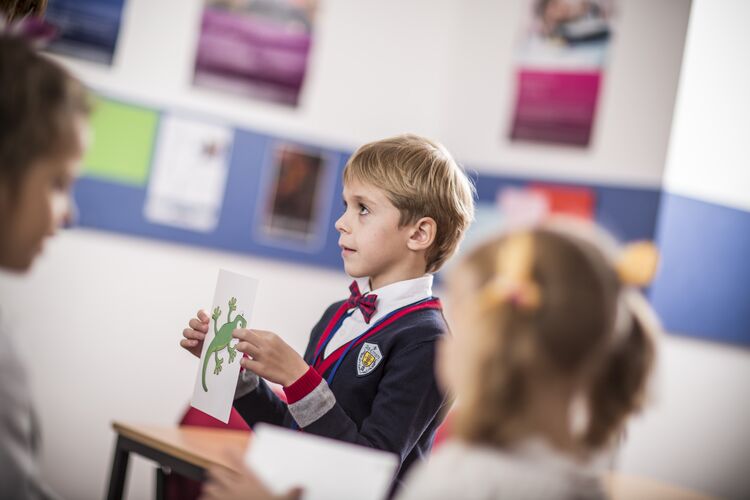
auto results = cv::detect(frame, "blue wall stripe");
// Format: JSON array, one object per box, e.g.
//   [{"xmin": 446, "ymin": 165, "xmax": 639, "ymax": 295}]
[{"xmin": 650, "ymin": 192, "xmax": 750, "ymax": 346}]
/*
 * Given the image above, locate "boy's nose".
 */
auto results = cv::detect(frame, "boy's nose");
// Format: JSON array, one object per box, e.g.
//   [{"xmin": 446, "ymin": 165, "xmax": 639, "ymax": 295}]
[{"xmin": 335, "ymin": 214, "xmax": 350, "ymax": 233}]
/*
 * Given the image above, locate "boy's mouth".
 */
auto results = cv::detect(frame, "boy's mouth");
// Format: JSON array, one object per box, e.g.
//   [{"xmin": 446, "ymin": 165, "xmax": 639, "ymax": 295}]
[{"xmin": 340, "ymin": 244, "xmax": 356, "ymax": 254}]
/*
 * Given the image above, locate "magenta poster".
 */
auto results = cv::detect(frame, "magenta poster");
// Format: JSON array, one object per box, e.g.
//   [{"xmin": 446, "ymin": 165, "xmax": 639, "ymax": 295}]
[
  {"xmin": 509, "ymin": 0, "xmax": 616, "ymax": 147},
  {"xmin": 193, "ymin": 0, "xmax": 318, "ymax": 107}
]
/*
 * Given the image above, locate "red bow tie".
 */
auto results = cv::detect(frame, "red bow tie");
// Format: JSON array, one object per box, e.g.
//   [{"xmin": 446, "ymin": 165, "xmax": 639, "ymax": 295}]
[{"xmin": 345, "ymin": 281, "xmax": 378, "ymax": 323}]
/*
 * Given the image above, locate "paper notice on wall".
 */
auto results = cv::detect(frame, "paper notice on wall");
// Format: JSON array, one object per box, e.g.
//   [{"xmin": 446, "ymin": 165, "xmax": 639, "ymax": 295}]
[{"xmin": 144, "ymin": 114, "xmax": 233, "ymax": 232}]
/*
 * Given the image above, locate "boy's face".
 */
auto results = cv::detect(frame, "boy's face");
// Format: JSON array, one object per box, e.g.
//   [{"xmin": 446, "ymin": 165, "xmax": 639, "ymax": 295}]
[
  {"xmin": 0, "ymin": 117, "xmax": 88, "ymax": 272},
  {"xmin": 335, "ymin": 178, "xmax": 418, "ymax": 290}
]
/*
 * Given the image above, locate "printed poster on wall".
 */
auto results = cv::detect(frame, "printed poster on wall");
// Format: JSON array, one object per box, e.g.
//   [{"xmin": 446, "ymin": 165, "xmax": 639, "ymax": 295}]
[
  {"xmin": 44, "ymin": 0, "xmax": 127, "ymax": 65},
  {"xmin": 193, "ymin": 0, "xmax": 318, "ymax": 106},
  {"xmin": 508, "ymin": 0, "xmax": 616, "ymax": 147}
]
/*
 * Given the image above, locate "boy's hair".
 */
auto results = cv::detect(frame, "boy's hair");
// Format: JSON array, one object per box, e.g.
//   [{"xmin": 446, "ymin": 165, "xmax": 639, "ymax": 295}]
[
  {"xmin": 0, "ymin": 35, "xmax": 90, "ymax": 191},
  {"xmin": 451, "ymin": 222, "xmax": 658, "ymax": 451},
  {"xmin": 343, "ymin": 134, "xmax": 475, "ymax": 273}
]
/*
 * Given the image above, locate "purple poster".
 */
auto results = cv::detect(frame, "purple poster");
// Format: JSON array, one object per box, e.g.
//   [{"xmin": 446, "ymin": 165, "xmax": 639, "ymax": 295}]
[
  {"xmin": 509, "ymin": 0, "xmax": 616, "ymax": 147},
  {"xmin": 193, "ymin": 0, "xmax": 318, "ymax": 107}
]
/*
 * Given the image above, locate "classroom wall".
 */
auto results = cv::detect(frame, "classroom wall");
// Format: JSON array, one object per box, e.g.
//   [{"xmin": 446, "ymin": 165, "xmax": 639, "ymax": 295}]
[
  {"xmin": 6, "ymin": 1, "xmax": 749, "ymax": 500},
  {"xmin": 619, "ymin": 2, "xmax": 750, "ymax": 497},
  {"xmin": 439, "ymin": 0, "xmax": 691, "ymax": 187},
  {"xmin": 648, "ymin": 0, "xmax": 750, "ymax": 345}
]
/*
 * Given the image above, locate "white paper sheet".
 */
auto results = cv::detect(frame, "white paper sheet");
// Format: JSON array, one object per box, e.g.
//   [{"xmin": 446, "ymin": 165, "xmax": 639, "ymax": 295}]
[
  {"xmin": 191, "ymin": 269, "xmax": 259, "ymax": 423},
  {"xmin": 246, "ymin": 424, "xmax": 399, "ymax": 500},
  {"xmin": 144, "ymin": 114, "xmax": 233, "ymax": 232}
]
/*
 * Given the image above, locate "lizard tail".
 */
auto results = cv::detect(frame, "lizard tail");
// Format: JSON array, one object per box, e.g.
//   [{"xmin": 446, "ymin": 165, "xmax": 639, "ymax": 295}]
[{"xmin": 202, "ymin": 350, "xmax": 211, "ymax": 392}]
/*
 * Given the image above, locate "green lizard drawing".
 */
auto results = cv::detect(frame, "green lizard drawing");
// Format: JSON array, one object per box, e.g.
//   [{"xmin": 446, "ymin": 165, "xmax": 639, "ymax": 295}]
[{"xmin": 202, "ymin": 297, "xmax": 247, "ymax": 392}]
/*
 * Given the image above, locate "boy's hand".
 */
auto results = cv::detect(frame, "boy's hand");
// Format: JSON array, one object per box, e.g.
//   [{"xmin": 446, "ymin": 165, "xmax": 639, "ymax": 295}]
[
  {"xmin": 233, "ymin": 329, "xmax": 310, "ymax": 387},
  {"xmin": 200, "ymin": 449, "xmax": 302, "ymax": 500},
  {"xmin": 180, "ymin": 309, "xmax": 210, "ymax": 358}
]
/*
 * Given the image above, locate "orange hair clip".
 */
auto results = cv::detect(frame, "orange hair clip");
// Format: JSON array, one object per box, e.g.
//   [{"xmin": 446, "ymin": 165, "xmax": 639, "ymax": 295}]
[{"xmin": 479, "ymin": 233, "xmax": 541, "ymax": 311}]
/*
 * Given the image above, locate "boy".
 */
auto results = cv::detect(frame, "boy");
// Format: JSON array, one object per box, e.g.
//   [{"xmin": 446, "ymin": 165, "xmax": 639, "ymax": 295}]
[{"xmin": 181, "ymin": 134, "xmax": 475, "ymax": 481}]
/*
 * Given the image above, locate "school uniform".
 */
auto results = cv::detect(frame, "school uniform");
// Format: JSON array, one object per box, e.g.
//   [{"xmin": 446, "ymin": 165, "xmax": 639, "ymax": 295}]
[{"xmin": 233, "ymin": 275, "xmax": 451, "ymax": 481}]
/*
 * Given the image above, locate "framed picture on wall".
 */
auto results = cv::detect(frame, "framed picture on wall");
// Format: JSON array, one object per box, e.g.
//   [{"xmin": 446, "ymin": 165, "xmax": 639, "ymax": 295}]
[{"xmin": 254, "ymin": 142, "xmax": 337, "ymax": 252}]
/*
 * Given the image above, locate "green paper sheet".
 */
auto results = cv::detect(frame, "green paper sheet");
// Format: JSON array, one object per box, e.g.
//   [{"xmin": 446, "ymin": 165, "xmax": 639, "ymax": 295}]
[{"xmin": 82, "ymin": 98, "xmax": 159, "ymax": 186}]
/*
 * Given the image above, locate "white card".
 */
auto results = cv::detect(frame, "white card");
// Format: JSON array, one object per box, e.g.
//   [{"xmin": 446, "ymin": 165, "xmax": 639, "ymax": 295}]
[
  {"xmin": 191, "ymin": 269, "xmax": 259, "ymax": 423},
  {"xmin": 144, "ymin": 114, "xmax": 233, "ymax": 232},
  {"xmin": 246, "ymin": 424, "xmax": 398, "ymax": 500}
]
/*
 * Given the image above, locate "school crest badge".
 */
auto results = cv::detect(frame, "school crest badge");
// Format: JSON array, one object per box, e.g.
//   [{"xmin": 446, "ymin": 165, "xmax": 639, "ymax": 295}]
[{"xmin": 357, "ymin": 342, "xmax": 383, "ymax": 376}]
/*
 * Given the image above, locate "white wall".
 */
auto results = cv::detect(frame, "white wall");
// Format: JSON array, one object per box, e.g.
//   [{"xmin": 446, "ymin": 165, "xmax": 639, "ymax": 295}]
[
  {"xmin": 661, "ymin": 0, "xmax": 750, "ymax": 212},
  {"xmin": 0, "ymin": 230, "xmax": 349, "ymax": 500},
  {"xmin": 59, "ymin": 0, "xmax": 689, "ymax": 187},
  {"xmin": 61, "ymin": 0, "xmax": 460, "ymax": 150},
  {"xmin": 439, "ymin": 0, "xmax": 691, "ymax": 187},
  {"xmin": 615, "ymin": 2, "xmax": 750, "ymax": 498},
  {"xmin": 7, "ymin": 1, "xmax": 748, "ymax": 500},
  {"xmin": 619, "ymin": 335, "xmax": 750, "ymax": 499}
]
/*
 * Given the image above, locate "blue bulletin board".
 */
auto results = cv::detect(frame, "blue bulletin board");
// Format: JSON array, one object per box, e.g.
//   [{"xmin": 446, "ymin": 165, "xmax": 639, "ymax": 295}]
[{"xmin": 73, "ymin": 96, "xmax": 662, "ymax": 273}]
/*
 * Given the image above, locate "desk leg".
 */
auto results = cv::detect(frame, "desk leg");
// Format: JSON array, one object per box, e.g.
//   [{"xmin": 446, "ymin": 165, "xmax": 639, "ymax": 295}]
[
  {"xmin": 106, "ymin": 436, "xmax": 130, "ymax": 500},
  {"xmin": 155, "ymin": 467, "xmax": 166, "ymax": 500}
]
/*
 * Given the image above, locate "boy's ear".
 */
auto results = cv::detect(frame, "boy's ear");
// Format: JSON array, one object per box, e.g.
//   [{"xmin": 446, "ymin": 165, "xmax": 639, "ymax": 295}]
[{"xmin": 407, "ymin": 217, "xmax": 437, "ymax": 251}]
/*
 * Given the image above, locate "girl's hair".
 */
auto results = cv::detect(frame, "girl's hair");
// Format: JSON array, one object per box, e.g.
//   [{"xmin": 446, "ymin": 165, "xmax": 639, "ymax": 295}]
[
  {"xmin": 0, "ymin": 0, "xmax": 47, "ymax": 22},
  {"xmin": 451, "ymin": 222, "xmax": 657, "ymax": 452},
  {"xmin": 0, "ymin": 34, "xmax": 90, "ymax": 190}
]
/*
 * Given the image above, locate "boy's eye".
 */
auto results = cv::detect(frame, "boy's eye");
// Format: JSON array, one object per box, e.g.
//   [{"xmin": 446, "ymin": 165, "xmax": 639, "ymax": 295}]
[{"xmin": 358, "ymin": 204, "xmax": 369, "ymax": 215}]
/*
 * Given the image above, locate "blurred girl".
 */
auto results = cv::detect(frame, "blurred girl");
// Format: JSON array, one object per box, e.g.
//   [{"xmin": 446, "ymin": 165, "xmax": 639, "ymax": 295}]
[{"xmin": 0, "ymin": 33, "xmax": 90, "ymax": 499}]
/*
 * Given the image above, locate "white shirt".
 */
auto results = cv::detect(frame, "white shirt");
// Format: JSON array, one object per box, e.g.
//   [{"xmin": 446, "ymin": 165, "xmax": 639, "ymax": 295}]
[
  {"xmin": 397, "ymin": 439, "xmax": 606, "ymax": 500},
  {"xmin": 323, "ymin": 275, "xmax": 434, "ymax": 358}
]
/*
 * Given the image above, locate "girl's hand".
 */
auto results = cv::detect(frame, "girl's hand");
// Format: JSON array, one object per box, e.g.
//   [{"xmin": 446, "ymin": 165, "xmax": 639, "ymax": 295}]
[
  {"xmin": 233, "ymin": 329, "xmax": 310, "ymax": 387},
  {"xmin": 200, "ymin": 450, "xmax": 302, "ymax": 500},
  {"xmin": 180, "ymin": 309, "xmax": 210, "ymax": 358}
]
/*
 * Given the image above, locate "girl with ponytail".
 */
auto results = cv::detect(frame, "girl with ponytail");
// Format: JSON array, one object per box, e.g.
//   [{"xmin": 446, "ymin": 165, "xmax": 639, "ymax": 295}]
[{"xmin": 399, "ymin": 220, "xmax": 660, "ymax": 500}]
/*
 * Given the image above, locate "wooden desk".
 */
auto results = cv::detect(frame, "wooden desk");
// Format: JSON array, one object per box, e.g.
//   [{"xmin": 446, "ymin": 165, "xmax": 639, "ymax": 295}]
[
  {"xmin": 106, "ymin": 421, "xmax": 250, "ymax": 500},
  {"xmin": 604, "ymin": 473, "xmax": 715, "ymax": 500},
  {"xmin": 107, "ymin": 421, "xmax": 714, "ymax": 500}
]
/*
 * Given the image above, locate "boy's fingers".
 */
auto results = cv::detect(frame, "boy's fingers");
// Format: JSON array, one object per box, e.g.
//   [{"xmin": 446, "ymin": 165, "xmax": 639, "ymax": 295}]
[
  {"xmin": 284, "ymin": 487, "xmax": 304, "ymax": 500},
  {"xmin": 197, "ymin": 309, "xmax": 209, "ymax": 322},
  {"xmin": 189, "ymin": 318, "xmax": 208, "ymax": 332},
  {"xmin": 232, "ymin": 328, "xmax": 255, "ymax": 342},
  {"xmin": 179, "ymin": 339, "xmax": 194, "ymax": 349},
  {"xmin": 199, "ymin": 481, "xmax": 223, "ymax": 500},
  {"xmin": 209, "ymin": 464, "xmax": 237, "ymax": 484},
  {"xmin": 183, "ymin": 328, "xmax": 206, "ymax": 341},
  {"xmin": 235, "ymin": 341, "xmax": 259, "ymax": 358},
  {"xmin": 219, "ymin": 448, "xmax": 249, "ymax": 477},
  {"xmin": 241, "ymin": 358, "xmax": 262, "ymax": 374}
]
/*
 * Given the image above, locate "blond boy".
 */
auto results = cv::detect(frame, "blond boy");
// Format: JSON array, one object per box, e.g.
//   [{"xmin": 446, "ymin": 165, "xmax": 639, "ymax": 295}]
[{"xmin": 181, "ymin": 134, "xmax": 475, "ymax": 483}]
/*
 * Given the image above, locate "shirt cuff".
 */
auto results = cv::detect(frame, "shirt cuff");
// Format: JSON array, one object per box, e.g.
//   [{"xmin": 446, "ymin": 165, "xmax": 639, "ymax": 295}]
[
  {"xmin": 283, "ymin": 366, "xmax": 322, "ymax": 404},
  {"xmin": 234, "ymin": 369, "xmax": 260, "ymax": 400}
]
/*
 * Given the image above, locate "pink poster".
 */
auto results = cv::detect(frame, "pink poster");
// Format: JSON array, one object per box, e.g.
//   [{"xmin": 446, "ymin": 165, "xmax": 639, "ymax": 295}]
[
  {"xmin": 509, "ymin": 0, "xmax": 616, "ymax": 147},
  {"xmin": 193, "ymin": 0, "xmax": 318, "ymax": 107}
]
